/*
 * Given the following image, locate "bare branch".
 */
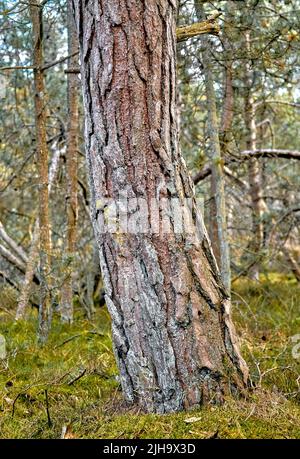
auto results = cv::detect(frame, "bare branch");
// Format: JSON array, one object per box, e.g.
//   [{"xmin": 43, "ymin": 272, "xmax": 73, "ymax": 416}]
[
  {"xmin": 0, "ymin": 244, "xmax": 26, "ymax": 274},
  {"xmin": 176, "ymin": 13, "xmax": 221, "ymax": 42},
  {"xmin": 241, "ymin": 149, "xmax": 300, "ymax": 160},
  {"xmin": 0, "ymin": 52, "xmax": 79, "ymax": 72},
  {"xmin": 193, "ymin": 149, "xmax": 300, "ymax": 185},
  {"xmin": 0, "ymin": 221, "xmax": 28, "ymax": 265}
]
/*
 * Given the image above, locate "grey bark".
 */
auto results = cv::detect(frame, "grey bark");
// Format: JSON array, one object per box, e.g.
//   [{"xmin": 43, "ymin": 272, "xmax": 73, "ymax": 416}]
[
  {"xmin": 30, "ymin": 0, "xmax": 52, "ymax": 343},
  {"xmin": 0, "ymin": 243, "xmax": 26, "ymax": 274},
  {"xmin": 0, "ymin": 221, "xmax": 28, "ymax": 266},
  {"xmin": 244, "ymin": 31, "xmax": 266, "ymax": 281},
  {"xmin": 74, "ymin": 0, "xmax": 248, "ymax": 413},
  {"xmin": 15, "ymin": 147, "xmax": 60, "ymax": 321}
]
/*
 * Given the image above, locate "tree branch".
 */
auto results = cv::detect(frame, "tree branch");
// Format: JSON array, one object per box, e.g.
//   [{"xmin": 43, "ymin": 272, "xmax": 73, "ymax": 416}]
[
  {"xmin": 241, "ymin": 149, "xmax": 300, "ymax": 160},
  {"xmin": 0, "ymin": 244, "xmax": 26, "ymax": 274},
  {"xmin": 0, "ymin": 52, "xmax": 79, "ymax": 72},
  {"xmin": 193, "ymin": 149, "xmax": 300, "ymax": 185},
  {"xmin": 1, "ymin": 17, "xmax": 220, "ymax": 74},
  {"xmin": 0, "ymin": 221, "xmax": 28, "ymax": 265},
  {"xmin": 176, "ymin": 13, "xmax": 221, "ymax": 42}
]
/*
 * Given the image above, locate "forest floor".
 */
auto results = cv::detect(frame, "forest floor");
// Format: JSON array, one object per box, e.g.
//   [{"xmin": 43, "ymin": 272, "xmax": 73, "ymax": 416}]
[{"xmin": 0, "ymin": 274, "xmax": 299, "ymax": 439}]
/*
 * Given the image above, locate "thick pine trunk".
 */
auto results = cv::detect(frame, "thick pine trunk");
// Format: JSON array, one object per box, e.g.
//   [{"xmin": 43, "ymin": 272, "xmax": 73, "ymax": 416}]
[{"xmin": 74, "ymin": 0, "xmax": 248, "ymax": 413}]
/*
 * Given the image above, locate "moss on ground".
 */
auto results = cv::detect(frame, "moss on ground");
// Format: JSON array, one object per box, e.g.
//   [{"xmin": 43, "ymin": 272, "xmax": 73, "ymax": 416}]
[{"xmin": 0, "ymin": 274, "xmax": 299, "ymax": 438}]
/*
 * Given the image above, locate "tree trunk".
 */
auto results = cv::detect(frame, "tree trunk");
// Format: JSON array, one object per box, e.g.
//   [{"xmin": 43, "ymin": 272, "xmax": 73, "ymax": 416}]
[
  {"xmin": 60, "ymin": 0, "xmax": 79, "ymax": 323},
  {"xmin": 30, "ymin": 1, "xmax": 52, "ymax": 343},
  {"xmin": 244, "ymin": 31, "xmax": 265, "ymax": 281},
  {"xmin": 74, "ymin": 0, "xmax": 248, "ymax": 413},
  {"xmin": 15, "ymin": 147, "xmax": 61, "ymax": 321},
  {"xmin": 219, "ymin": 9, "xmax": 234, "ymax": 157},
  {"xmin": 196, "ymin": 3, "xmax": 231, "ymax": 294}
]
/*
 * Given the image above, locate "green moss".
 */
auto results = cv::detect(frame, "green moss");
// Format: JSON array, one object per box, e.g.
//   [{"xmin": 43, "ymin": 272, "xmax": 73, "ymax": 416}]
[{"xmin": 0, "ymin": 274, "xmax": 299, "ymax": 438}]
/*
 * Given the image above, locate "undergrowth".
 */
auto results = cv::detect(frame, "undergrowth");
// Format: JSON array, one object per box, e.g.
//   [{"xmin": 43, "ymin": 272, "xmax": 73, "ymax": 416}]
[{"xmin": 0, "ymin": 273, "xmax": 299, "ymax": 439}]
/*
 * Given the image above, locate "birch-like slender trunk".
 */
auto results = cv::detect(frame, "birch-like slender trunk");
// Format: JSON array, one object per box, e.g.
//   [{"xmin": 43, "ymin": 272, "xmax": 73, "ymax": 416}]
[
  {"xmin": 196, "ymin": 3, "xmax": 231, "ymax": 293},
  {"xmin": 244, "ymin": 31, "xmax": 265, "ymax": 281},
  {"xmin": 220, "ymin": 12, "xmax": 234, "ymax": 157},
  {"xmin": 29, "ymin": 1, "xmax": 52, "ymax": 343},
  {"xmin": 15, "ymin": 148, "xmax": 60, "ymax": 321},
  {"xmin": 60, "ymin": 0, "xmax": 79, "ymax": 323},
  {"xmin": 74, "ymin": 0, "xmax": 248, "ymax": 413}
]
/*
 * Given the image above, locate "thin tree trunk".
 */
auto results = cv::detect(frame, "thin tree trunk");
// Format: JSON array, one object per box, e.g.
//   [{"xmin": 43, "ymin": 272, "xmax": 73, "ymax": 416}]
[
  {"xmin": 60, "ymin": 0, "xmax": 79, "ymax": 323},
  {"xmin": 196, "ymin": 3, "xmax": 231, "ymax": 293},
  {"xmin": 244, "ymin": 31, "xmax": 265, "ymax": 281},
  {"xmin": 74, "ymin": 0, "xmax": 248, "ymax": 413},
  {"xmin": 219, "ymin": 19, "xmax": 234, "ymax": 156},
  {"xmin": 29, "ymin": 0, "xmax": 52, "ymax": 343},
  {"xmin": 15, "ymin": 148, "xmax": 60, "ymax": 321}
]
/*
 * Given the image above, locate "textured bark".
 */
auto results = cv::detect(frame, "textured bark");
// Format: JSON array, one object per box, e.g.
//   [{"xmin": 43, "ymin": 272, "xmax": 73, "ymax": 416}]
[
  {"xmin": 15, "ymin": 148, "xmax": 60, "ymax": 321},
  {"xmin": 196, "ymin": 3, "xmax": 231, "ymax": 293},
  {"xmin": 219, "ymin": 21, "xmax": 234, "ymax": 158},
  {"xmin": 74, "ymin": 0, "xmax": 248, "ymax": 413},
  {"xmin": 30, "ymin": 0, "xmax": 52, "ymax": 343},
  {"xmin": 220, "ymin": 63, "xmax": 233, "ymax": 141},
  {"xmin": 15, "ymin": 222, "xmax": 40, "ymax": 320},
  {"xmin": 60, "ymin": 0, "xmax": 79, "ymax": 323}
]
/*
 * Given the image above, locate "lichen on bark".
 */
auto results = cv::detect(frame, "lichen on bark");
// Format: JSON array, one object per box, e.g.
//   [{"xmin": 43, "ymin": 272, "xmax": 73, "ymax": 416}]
[{"xmin": 74, "ymin": 0, "xmax": 248, "ymax": 413}]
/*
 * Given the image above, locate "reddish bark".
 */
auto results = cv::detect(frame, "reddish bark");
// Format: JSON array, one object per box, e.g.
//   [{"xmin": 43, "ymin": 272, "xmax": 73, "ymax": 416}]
[{"xmin": 74, "ymin": 0, "xmax": 248, "ymax": 413}]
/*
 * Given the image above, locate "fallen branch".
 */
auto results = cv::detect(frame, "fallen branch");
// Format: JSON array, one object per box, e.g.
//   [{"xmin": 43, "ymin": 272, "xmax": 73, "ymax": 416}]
[
  {"xmin": 54, "ymin": 330, "xmax": 105, "ymax": 349},
  {"xmin": 44, "ymin": 389, "xmax": 52, "ymax": 427},
  {"xmin": 68, "ymin": 368, "xmax": 87, "ymax": 386}
]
